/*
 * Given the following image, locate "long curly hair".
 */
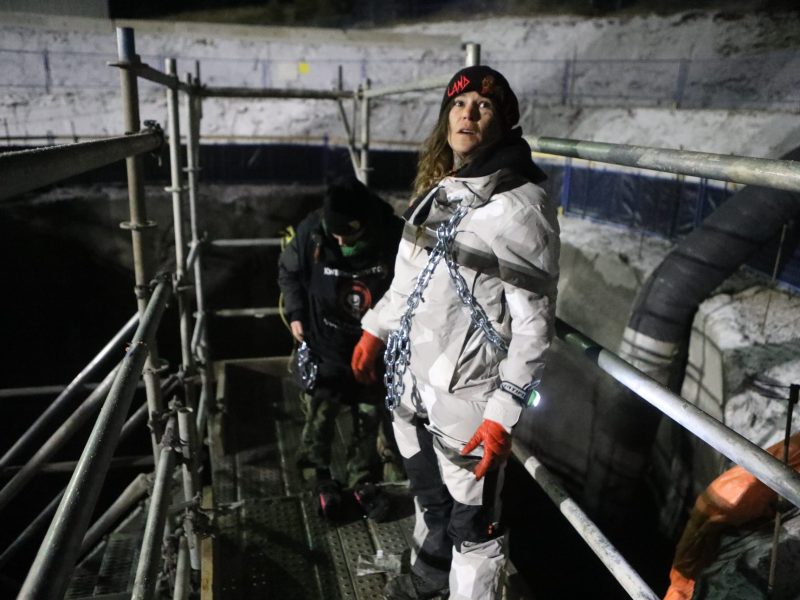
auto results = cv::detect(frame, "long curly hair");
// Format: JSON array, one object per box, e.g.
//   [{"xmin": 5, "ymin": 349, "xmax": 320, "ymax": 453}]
[{"xmin": 411, "ymin": 100, "xmax": 454, "ymax": 200}]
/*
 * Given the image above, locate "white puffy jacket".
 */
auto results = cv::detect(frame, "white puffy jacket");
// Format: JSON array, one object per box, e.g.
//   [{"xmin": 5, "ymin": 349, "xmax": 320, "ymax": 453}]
[{"xmin": 361, "ymin": 164, "xmax": 560, "ymax": 433}]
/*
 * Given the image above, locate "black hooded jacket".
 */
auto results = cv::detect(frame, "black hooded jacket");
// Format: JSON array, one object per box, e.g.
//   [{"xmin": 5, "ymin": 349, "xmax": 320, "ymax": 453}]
[{"xmin": 278, "ymin": 195, "xmax": 403, "ymax": 376}]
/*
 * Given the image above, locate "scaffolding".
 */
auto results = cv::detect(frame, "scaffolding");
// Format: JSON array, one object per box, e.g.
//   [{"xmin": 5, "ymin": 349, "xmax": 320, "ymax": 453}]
[{"xmin": 0, "ymin": 25, "xmax": 798, "ymax": 600}]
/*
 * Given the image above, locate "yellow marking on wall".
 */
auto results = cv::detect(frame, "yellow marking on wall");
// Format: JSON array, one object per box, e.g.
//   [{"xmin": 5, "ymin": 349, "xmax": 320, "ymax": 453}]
[{"xmin": 298, "ymin": 62, "xmax": 310, "ymax": 75}]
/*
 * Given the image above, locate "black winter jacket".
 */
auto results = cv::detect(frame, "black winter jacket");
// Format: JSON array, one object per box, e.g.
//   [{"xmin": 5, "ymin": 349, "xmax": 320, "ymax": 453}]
[{"xmin": 278, "ymin": 197, "xmax": 403, "ymax": 376}]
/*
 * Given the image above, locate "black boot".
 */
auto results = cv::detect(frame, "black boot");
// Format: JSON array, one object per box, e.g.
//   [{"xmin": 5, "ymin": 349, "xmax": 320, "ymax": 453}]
[
  {"xmin": 354, "ymin": 482, "xmax": 391, "ymax": 522},
  {"xmin": 316, "ymin": 479, "xmax": 343, "ymax": 520},
  {"xmin": 383, "ymin": 572, "xmax": 448, "ymax": 600}
]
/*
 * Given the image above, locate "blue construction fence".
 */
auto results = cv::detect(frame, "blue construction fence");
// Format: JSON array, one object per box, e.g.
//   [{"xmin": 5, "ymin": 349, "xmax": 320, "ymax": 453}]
[{"xmin": 536, "ymin": 159, "xmax": 800, "ymax": 291}]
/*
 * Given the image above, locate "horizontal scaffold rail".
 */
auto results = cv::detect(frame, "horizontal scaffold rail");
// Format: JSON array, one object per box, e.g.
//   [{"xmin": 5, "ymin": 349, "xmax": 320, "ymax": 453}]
[
  {"xmin": 0, "ymin": 129, "xmax": 163, "ymax": 202},
  {"xmin": 361, "ymin": 75, "xmax": 450, "ymax": 99},
  {"xmin": 210, "ymin": 238, "xmax": 283, "ymax": 247},
  {"xmin": 19, "ymin": 278, "xmax": 172, "ymax": 600},
  {"xmin": 524, "ymin": 135, "xmax": 800, "ymax": 193},
  {"xmin": 212, "ymin": 307, "xmax": 281, "ymax": 318},
  {"xmin": 554, "ymin": 319, "xmax": 800, "ymax": 509},
  {"xmin": 111, "ymin": 60, "xmax": 192, "ymax": 93},
  {"xmin": 512, "ymin": 442, "xmax": 660, "ymax": 600},
  {"xmin": 199, "ymin": 86, "xmax": 352, "ymax": 100}
]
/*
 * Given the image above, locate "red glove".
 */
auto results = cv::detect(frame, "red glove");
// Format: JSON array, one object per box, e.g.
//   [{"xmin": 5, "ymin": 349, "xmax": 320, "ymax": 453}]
[
  {"xmin": 461, "ymin": 419, "xmax": 512, "ymax": 480},
  {"xmin": 351, "ymin": 330, "xmax": 385, "ymax": 384}
]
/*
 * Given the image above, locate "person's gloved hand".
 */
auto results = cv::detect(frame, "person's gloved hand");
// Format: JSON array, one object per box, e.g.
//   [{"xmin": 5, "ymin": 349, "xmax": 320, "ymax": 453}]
[
  {"xmin": 351, "ymin": 330, "xmax": 385, "ymax": 384},
  {"xmin": 461, "ymin": 419, "xmax": 512, "ymax": 480}
]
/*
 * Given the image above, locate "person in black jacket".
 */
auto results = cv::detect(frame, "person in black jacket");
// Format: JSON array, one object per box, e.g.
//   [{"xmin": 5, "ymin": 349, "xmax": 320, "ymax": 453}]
[{"xmin": 278, "ymin": 176, "xmax": 404, "ymax": 518}]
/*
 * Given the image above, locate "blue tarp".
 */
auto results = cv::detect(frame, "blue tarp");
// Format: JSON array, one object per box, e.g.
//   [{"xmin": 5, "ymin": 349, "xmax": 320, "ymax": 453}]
[{"xmin": 538, "ymin": 161, "xmax": 800, "ymax": 291}]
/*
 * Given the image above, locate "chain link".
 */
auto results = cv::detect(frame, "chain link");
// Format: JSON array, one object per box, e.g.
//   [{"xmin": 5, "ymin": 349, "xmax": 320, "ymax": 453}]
[
  {"xmin": 384, "ymin": 202, "xmax": 507, "ymax": 411},
  {"xmin": 296, "ymin": 340, "xmax": 318, "ymax": 392}
]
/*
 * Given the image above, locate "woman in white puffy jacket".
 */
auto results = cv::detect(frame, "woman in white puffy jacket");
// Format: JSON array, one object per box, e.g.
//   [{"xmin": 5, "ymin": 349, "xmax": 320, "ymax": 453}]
[{"xmin": 351, "ymin": 65, "xmax": 560, "ymax": 600}]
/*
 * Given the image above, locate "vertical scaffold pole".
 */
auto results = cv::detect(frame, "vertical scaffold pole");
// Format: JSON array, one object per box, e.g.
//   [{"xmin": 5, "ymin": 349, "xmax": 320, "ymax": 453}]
[
  {"xmin": 358, "ymin": 79, "xmax": 370, "ymax": 186},
  {"xmin": 177, "ymin": 407, "xmax": 201, "ymax": 570},
  {"xmin": 184, "ymin": 65, "xmax": 215, "ymax": 435},
  {"xmin": 464, "ymin": 42, "xmax": 481, "ymax": 66},
  {"xmin": 116, "ymin": 27, "xmax": 165, "ymax": 459},
  {"xmin": 165, "ymin": 58, "xmax": 198, "ymax": 413}
]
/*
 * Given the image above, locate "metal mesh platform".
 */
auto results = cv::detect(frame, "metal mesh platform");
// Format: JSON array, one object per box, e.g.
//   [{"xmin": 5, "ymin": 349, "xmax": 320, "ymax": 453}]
[
  {"xmin": 207, "ymin": 357, "xmax": 419, "ymax": 600},
  {"xmin": 207, "ymin": 356, "xmax": 533, "ymax": 600}
]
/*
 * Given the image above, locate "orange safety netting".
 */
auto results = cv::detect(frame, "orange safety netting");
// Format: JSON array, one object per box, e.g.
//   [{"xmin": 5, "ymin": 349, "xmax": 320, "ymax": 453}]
[{"xmin": 663, "ymin": 431, "xmax": 800, "ymax": 600}]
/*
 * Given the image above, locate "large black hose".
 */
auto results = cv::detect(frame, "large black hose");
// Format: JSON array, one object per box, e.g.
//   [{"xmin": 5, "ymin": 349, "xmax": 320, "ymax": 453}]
[{"xmin": 621, "ymin": 146, "xmax": 800, "ymax": 388}]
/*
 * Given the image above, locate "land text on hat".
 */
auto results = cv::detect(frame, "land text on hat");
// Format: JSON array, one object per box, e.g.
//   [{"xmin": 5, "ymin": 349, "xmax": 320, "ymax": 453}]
[{"xmin": 440, "ymin": 65, "xmax": 520, "ymax": 129}]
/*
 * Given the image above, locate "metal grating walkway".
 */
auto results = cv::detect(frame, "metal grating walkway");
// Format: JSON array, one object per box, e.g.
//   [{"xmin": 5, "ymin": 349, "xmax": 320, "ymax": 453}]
[{"xmin": 206, "ymin": 357, "xmax": 418, "ymax": 600}]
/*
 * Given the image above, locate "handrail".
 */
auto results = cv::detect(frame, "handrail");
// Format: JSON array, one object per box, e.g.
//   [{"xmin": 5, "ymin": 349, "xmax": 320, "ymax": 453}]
[
  {"xmin": 0, "ymin": 312, "xmax": 138, "ymax": 469},
  {"xmin": 199, "ymin": 86, "xmax": 351, "ymax": 100},
  {"xmin": 512, "ymin": 441, "xmax": 659, "ymax": 600},
  {"xmin": 554, "ymin": 319, "xmax": 800, "ymax": 508},
  {"xmin": 213, "ymin": 307, "xmax": 281, "ymax": 318},
  {"xmin": 0, "ymin": 376, "xmax": 176, "ymax": 570},
  {"xmin": 18, "ymin": 278, "xmax": 172, "ymax": 600},
  {"xmin": 361, "ymin": 74, "xmax": 450, "ymax": 98},
  {"xmin": 524, "ymin": 135, "xmax": 800, "ymax": 193},
  {"xmin": 0, "ymin": 129, "xmax": 163, "ymax": 202},
  {"xmin": 210, "ymin": 237, "xmax": 283, "ymax": 247},
  {"xmin": 0, "ymin": 364, "xmax": 121, "ymax": 512},
  {"xmin": 111, "ymin": 59, "xmax": 192, "ymax": 93}
]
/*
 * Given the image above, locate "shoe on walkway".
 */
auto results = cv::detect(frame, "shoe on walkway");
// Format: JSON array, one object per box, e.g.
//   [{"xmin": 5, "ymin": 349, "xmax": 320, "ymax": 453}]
[
  {"xmin": 354, "ymin": 482, "xmax": 391, "ymax": 523},
  {"xmin": 383, "ymin": 572, "xmax": 448, "ymax": 600},
  {"xmin": 316, "ymin": 479, "xmax": 343, "ymax": 520}
]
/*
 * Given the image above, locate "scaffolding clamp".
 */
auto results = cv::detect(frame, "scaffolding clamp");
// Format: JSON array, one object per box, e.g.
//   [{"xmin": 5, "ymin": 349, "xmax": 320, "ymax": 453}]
[{"xmin": 120, "ymin": 219, "xmax": 157, "ymax": 231}]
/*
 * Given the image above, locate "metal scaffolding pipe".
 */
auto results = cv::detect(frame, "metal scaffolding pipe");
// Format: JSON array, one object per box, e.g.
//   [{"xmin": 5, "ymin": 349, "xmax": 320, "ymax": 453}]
[
  {"xmin": 18, "ymin": 278, "xmax": 171, "ymax": 600},
  {"xmin": 212, "ymin": 307, "xmax": 281, "ymax": 318},
  {"xmin": 80, "ymin": 473, "xmax": 151, "ymax": 556},
  {"xmin": 0, "ymin": 380, "xmax": 146, "ymax": 400},
  {"xmin": 0, "ymin": 489, "xmax": 63, "ymax": 570},
  {"xmin": 132, "ymin": 416, "xmax": 178, "ymax": 600},
  {"xmin": 166, "ymin": 58, "xmax": 198, "ymax": 417},
  {"xmin": 112, "ymin": 60, "xmax": 191, "ymax": 93},
  {"xmin": 4, "ymin": 454, "xmax": 153, "ymax": 474},
  {"xmin": 359, "ymin": 79, "xmax": 371, "ymax": 186},
  {"xmin": 195, "ymin": 383, "xmax": 210, "ymax": 444},
  {"xmin": 555, "ymin": 319, "xmax": 800, "ymax": 508},
  {"xmin": 174, "ymin": 535, "xmax": 191, "ymax": 600},
  {"xmin": 361, "ymin": 75, "xmax": 449, "ymax": 99},
  {"xmin": 116, "ymin": 26, "xmax": 166, "ymax": 458},
  {"xmin": 186, "ymin": 241, "xmax": 200, "ymax": 270},
  {"xmin": 210, "ymin": 238, "xmax": 283, "ymax": 247},
  {"xmin": 0, "ymin": 130, "xmax": 162, "ymax": 203},
  {"xmin": 199, "ymin": 86, "xmax": 350, "ymax": 100},
  {"xmin": 0, "ymin": 364, "xmax": 120, "ymax": 512},
  {"xmin": 524, "ymin": 136, "xmax": 800, "ymax": 193},
  {"xmin": 177, "ymin": 407, "xmax": 200, "ymax": 570},
  {"xmin": 0, "ymin": 313, "xmax": 138, "ymax": 469},
  {"xmin": 185, "ymin": 69, "xmax": 216, "ymax": 435},
  {"xmin": 464, "ymin": 42, "xmax": 481, "ymax": 66},
  {"xmin": 336, "ymin": 65, "xmax": 361, "ymax": 177},
  {"xmin": 190, "ymin": 312, "xmax": 205, "ymax": 357},
  {"xmin": 512, "ymin": 442, "xmax": 659, "ymax": 600},
  {"xmin": 0, "ymin": 376, "xmax": 172, "ymax": 569}
]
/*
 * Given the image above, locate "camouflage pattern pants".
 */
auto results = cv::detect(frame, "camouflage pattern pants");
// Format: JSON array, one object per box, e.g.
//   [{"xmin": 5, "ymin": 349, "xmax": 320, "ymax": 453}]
[{"xmin": 297, "ymin": 381, "xmax": 402, "ymax": 488}]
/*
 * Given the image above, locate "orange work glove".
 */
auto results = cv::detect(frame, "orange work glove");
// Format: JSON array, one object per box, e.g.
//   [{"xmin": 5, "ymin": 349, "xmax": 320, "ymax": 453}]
[
  {"xmin": 461, "ymin": 419, "xmax": 512, "ymax": 480},
  {"xmin": 351, "ymin": 330, "xmax": 385, "ymax": 385}
]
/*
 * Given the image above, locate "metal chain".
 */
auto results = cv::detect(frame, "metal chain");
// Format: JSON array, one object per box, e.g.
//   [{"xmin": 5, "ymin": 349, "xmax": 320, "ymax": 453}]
[
  {"xmin": 296, "ymin": 341, "xmax": 318, "ymax": 392},
  {"xmin": 384, "ymin": 202, "xmax": 507, "ymax": 411},
  {"xmin": 443, "ymin": 236, "xmax": 509, "ymax": 353}
]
